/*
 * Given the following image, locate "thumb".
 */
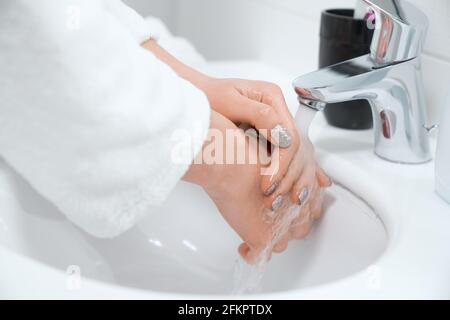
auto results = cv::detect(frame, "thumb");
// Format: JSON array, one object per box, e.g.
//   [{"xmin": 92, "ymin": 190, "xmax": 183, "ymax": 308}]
[{"xmin": 238, "ymin": 97, "xmax": 293, "ymax": 149}]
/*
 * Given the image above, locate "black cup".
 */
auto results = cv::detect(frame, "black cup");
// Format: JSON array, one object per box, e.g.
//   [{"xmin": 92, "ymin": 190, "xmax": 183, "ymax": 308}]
[{"xmin": 319, "ymin": 9, "xmax": 374, "ymax": 130}]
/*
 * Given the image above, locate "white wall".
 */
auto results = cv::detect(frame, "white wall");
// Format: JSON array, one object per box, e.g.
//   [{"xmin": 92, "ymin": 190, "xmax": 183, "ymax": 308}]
[
  {"xmin": 123, "ymin": 0, "xmax": 179, "ymax": 27},
  {"xmin": 127, "ymin": 0, "xmax": 450, "ymax": 124}
]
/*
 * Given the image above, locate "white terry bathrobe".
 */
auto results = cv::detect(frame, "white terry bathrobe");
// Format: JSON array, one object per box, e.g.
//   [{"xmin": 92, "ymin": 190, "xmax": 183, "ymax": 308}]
[{"xmin": 0, "ymin": 0, "xmax": 211, "ymax": 237}]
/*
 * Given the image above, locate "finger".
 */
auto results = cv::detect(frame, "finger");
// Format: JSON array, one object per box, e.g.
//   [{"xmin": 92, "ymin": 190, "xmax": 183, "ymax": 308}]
[
  {"xmin": 239, "ymin": 243, "xmax": 269, "ymax": 265},
  {"xmin": 300, "ymin": 181, "xmax": 322, "ymax": 221},
  {"xmin": 250, "ymin": 83, "xmax": 304, "ymax": 163},
  {"xmin": 243, "ymin": 81, "xmax": 297, "ymax": 148},
  {"xmin": 238, "ymin": 243, "xmax": 263, "ymax": 265},
  {"xmin": 262, "ymin": 151, "xmax": 303, "ymax": 210},
  {"xmin": 238, "ymin": 101, "xmax": 299, "ymax": 197},
  {"xmin": 289, "ymin": 199, "xmax": 314, "ymax": 240},
  {"xmin": 291, "ymin": 176, "xmax": 314, "ymax": 206},
  {"xmin": 237, "ymin": 93, "xmax": 300, "ymax": 196},
  {"xmin": 289, "ymin": 180, "xmax": 323, "ymax": 239},
  {"xmin": 260, "ymin": 140, "xmax": 300, "ymax": 197},
  {"xmin": 235, "ymin": 197, "xmax": 295, "ymax": 264},
  {"xmin": 238, "ymin": 96, "xmax": 294, "ymax": 149},
  {"xmin": 310, "ymin": 187, "xmax": 325, "ymax": 220},
  {"xmin": 273, "ymin": 232, "xmax": 290, "ymax": 253},
  {"xmin": 239, "ymin": 242, "xmax": 262, "ymax": 264},
  {"xmin": 229, "ymin": 201, "xmax": 274, "ymax": 260},
  {"xmin": 290, "ymin": 214, "xmax": 313, "ymax": 240},
  {"xmin": 249, "ymin": 81, "xmax": 294, "ymax": 127},
  {"xmin": 316, "ymin": 165, "xmax": 332, "ymax": 188},
  {"xmin": 238, "ymin": 243, "xmax": 251, "ymax": 260},
  {"xmin": 291, "ymin": 198, "xmax": 312, "ymax": 226}
]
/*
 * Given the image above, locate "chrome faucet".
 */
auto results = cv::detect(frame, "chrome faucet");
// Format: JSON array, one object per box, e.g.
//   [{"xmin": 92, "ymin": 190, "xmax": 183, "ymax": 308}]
[{"xmin": 293, "ymin": 0, "xmax": 431, "ymax": 164}]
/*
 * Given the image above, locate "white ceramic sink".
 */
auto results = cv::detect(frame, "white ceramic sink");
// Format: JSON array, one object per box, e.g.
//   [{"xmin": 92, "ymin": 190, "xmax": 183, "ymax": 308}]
[
  {"xmin": 1, "ymin": 62, "xmax": 449, "ymax": 299},
  {"xmin": 0, "ymin": 158, "xmax": 387, "ymax": 295}
]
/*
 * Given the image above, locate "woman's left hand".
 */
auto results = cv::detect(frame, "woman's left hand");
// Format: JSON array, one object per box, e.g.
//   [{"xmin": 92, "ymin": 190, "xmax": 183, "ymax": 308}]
[{"xmin": 198, "ymin": 77, "xmax": 301, "ymax": 199}]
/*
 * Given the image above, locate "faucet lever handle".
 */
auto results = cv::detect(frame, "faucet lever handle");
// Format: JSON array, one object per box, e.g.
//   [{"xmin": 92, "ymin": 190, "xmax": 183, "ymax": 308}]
[{"xmin": 362, "ymin": 0, "xmax": 428, "ymax": 66}]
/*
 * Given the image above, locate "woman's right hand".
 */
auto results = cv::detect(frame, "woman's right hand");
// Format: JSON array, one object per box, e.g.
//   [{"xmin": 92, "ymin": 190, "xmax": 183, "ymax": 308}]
[
  {"xmin": 183, "ymin": 111, "xmax": 330, "ymax": 263},
  {"xmin": 142, "ymin": 39, "xmax": 331, "ymax": 262}
]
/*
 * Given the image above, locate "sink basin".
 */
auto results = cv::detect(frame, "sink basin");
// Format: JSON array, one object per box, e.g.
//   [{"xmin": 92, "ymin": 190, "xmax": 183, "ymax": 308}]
[
  {"xmin": 1, "ymin": 61, "xmax": 449, "ymax": 299},
  {"xmin": 0, "ymin": 157, "xmax": 387, "ymax": 296}
]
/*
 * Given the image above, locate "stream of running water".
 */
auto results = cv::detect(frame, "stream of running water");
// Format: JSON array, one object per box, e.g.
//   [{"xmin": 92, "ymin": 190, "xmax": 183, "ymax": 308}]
[{"xmin": 232, "ymin": 200, "xmax": 307, "ymax": 294}]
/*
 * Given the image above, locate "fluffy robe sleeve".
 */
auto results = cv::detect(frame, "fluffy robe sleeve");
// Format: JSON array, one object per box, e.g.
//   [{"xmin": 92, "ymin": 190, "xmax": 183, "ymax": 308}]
[{"xmin": 0, "ymin": 0, "xmax": 211, "ymax": 237}]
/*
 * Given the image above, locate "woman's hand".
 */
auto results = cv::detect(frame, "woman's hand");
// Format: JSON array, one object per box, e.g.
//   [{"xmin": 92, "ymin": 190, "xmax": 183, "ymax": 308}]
[
  {"xmin": 142, "ymin": 39, "xmax": 301, "ymax": 204},
  {"xmin": 184, "ymin": 111, "xmax": 330, "ymax": 263},
  {"xmin": 200, "ymin": 78, "xmax": 331, "ymax": 220},
  {"xmin": 198, "ymin": 78, "xmax": 301, "ymax": 201},
  {"xmin": 263, "ymin": 136, "xmax": 331, "ymax": 253},
  {"xmin": 237, "ymin": 131, "xmax": 332, "ymax": 257},
  {"xmin": 183, "ymin": 111, "xmax": 274, "ymax": 262},
  {"xmin": 143, "ymin": 40, "xmax": 331, "ymax": 262}
]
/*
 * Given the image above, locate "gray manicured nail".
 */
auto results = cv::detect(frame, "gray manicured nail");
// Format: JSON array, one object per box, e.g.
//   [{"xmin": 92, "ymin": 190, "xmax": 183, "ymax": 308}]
[
  {"xmin": 298, "ymin": 187, "xmax": 310, "ymax": 206},
  {"xmin": 271, "ymin": 124, "xmax": 293, "ymax": 148},
  {"xmin": 264, "ymin": 182, "xmax": 279, "ymax": 196},
  {"xmin": 245, "ymin": 127, "xmax": 259, "ymax": 139},
  {"xmin": 272, "ymin": 195, "xmax": 284, "ymax": 211}
]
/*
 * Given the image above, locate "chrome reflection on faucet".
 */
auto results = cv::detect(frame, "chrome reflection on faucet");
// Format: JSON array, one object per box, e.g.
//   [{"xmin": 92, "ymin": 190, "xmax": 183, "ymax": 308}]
[{"xmin": 293, "ymin": 0, "xmax": 431, "ymax": 164}]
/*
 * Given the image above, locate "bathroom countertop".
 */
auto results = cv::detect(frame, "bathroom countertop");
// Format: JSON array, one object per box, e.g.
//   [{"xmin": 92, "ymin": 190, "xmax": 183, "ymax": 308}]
[{"xmin": 297, "ymin": 115, "xmax": 450, "ymax": 299}]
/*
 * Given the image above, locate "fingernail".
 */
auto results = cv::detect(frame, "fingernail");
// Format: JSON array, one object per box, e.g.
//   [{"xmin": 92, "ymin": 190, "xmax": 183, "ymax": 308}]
[
  {"xmin": 264, "ymin": 182, "xmax": 279, "ymax": 196},
  {"xmin": 244, "ymin": 127, "xmax": 259, "ymax": 139},
  {"xmin": 271, "ymin": 124, "xmax": 292, "ymax": 148},
  {"xmin": 298, "ymin": 187, "xmax": 310, "ymax": 206},
  {"xmin": 271, "ymin": 195, "xmax": 284, "ymax": 211}
]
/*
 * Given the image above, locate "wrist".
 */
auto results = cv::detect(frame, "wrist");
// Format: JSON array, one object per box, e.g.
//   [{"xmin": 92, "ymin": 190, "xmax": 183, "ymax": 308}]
[
  {"xmin": 187, "ymin": 70, "xmax": 214, "ymax": 92},
  {"xmin": 141, "ymin": 39, "xmax": 214, "ymax": 92}
]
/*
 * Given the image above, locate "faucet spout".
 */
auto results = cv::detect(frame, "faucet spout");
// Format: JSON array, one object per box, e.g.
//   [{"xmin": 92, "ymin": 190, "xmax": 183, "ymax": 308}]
[{"xmin": 293, "ymin": 54, "xmax": 431, "ymax": 164}]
